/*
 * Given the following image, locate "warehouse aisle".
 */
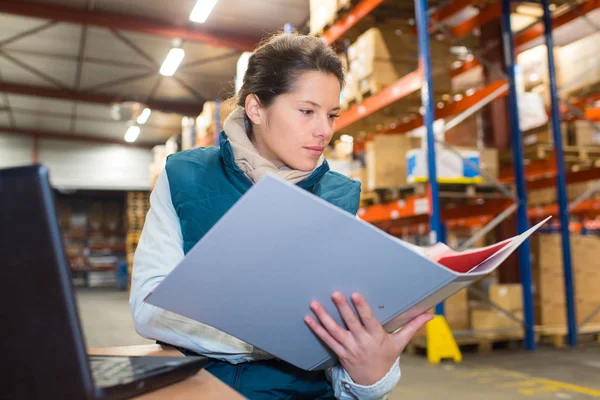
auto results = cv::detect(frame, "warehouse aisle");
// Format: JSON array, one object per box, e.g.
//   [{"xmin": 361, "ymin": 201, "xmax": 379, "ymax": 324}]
[
  {"xmin": 77, "ymin": 288, "xmax": 600, "ymax": 399},
  {"xmin": 76, "ymin": 288, "xmax": 151, "ymax": 348}
]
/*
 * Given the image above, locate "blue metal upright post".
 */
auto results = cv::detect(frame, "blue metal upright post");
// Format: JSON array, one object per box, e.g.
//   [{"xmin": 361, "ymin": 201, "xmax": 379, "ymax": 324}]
[
  {"xmin": 541, "ymin": 0, "xmax": 577, "ymax": 347},
  {"xmin": 500, "ymin": 0, "xmax": 536, "ymax": 350},
  {"xmin": 414, "ymin": 0, "xmax": 444, "ymax": 316}
]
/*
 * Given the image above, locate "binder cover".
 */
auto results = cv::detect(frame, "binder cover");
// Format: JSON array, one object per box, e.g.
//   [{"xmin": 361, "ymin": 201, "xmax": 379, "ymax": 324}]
[{"xmin": 146, "ymin": 174, "xmax": 549, "ymax": 371}]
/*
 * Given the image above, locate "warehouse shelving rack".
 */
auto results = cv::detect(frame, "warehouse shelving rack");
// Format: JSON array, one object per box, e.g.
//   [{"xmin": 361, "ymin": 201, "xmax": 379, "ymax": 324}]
[{"xmin": 320, "ymin": 0, "xmax": 600, "ymax": 352}]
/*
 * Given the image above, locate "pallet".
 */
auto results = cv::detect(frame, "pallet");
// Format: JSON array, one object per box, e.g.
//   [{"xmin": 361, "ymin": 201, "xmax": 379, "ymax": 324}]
[
  {"xmin": 361, "ymin": 182, "xmax": 507, "ymax": 205},
  {"xmin": 535, "ymin": 324, "xmax": 600, "ymax": 348},
  {"xmin": 522, "ymin": 144, "xmax": 600, "ymax": 164},
  {"xmin": 407, "ymin": 332, "xmax": 526, "ymax": 355}
]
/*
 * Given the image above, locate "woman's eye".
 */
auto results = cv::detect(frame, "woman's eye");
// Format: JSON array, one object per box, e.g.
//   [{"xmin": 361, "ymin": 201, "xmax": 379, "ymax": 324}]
[
  {"xmin": 329, "ymin": 114, "xmax": 341, "ymax": 120},
  {"xmin": 300, "ymin": 109, "xmax": 314, "ymax": 116}
]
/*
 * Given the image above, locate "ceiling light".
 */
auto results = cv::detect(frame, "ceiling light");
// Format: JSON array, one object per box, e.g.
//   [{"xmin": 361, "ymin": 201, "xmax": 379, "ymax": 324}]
[
  {"xmin": 125, "ymin": 125, "xmax": 141, "ymax": 143},
  {"xmin": 528, "ymin": 72, "xmax": 541, "ymax": 82},
  {"xmin": 189, "ymin": 0, "xmax": 218, "ymax": 23},
  {"xmin": 137, "ymin": 108, "xmax": 152, "ymax": 125},
  {"xmin": 160, "ymin": 48, "xmax": 185, "ymax": 77}
]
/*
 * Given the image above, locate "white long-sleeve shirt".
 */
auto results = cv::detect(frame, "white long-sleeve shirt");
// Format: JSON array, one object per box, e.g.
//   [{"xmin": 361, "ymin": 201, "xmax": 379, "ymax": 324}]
[{"xmin": 129, "ymin": 169, "xmax": 402, "ymax": 399}]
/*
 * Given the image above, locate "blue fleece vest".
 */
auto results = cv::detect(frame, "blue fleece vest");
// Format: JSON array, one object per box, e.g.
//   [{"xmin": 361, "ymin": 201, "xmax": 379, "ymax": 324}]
[{"xmin": 165, "ymin": 132, "xmax": 361, "ymax": 255}]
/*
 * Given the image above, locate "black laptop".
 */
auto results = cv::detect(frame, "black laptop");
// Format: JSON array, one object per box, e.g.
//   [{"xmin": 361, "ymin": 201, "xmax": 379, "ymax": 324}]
[{"xmin": 0, "ymin": 165, "xmax": 208, "ymax": 399}]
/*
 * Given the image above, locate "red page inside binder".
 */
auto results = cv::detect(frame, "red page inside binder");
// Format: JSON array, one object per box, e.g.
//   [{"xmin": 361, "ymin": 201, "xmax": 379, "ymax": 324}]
[{"xmin": 433, "ymin": 239, "xmax": 512, "ymax": 273}]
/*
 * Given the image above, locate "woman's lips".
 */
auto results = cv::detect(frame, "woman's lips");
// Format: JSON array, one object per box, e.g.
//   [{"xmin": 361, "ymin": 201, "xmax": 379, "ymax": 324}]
[{"xmin": 304, "ymin": 146, "xmax": 325, "ymax": 156}]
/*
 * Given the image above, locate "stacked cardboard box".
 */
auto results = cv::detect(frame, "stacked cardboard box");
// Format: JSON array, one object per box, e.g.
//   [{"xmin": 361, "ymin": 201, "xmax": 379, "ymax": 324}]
[
  {"xmin": 528, "ymin": 181, "xmax": 600, "ymax": 206},
  {"xmin": 364, "ymin": 135, "xmax": 420, "ymax": 191},
  {"xmin": 559, "ymin": 32, "xmax": 600, "ymax": 98},
  {"xmin": 445, "ymin": 288, "xmax": 470, "ymax": 331},
  {"xmin": 348, "ymin": 28, "xmax": 451, "ymax": 98},
  {"xmin": 530, "ymin": 234, "xmax": 600, "ymax": 326},
  {"xmin": 416, "ymin": 288, "xmax": 469, "ymax": 337},
  {"xmin": 572, "ymin": 121, "xmax": 600, "ymax": 147},
  {"xmin": 471, "ymin": 284, "xmax": 524, "ymax": 339},
  {"xmin": 309, "ymin": 0, "xmax": 339, "ymax": 36}
]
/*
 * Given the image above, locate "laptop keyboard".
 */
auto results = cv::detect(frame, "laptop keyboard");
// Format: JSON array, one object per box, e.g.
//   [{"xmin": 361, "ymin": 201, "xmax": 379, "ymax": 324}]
[{"xmin": 90, "ymin": 356, "xmax": 180, "ymax": 388}]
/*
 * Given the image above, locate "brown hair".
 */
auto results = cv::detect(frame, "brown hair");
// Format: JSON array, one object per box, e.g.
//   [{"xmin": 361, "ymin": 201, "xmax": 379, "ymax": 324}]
[{"xmin": 236, "ymin": 32, "xmax": 345, "ymax": 138}]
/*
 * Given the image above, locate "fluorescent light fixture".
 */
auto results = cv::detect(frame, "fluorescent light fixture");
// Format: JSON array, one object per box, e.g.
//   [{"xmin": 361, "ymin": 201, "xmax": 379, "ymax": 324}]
[
  {"xmin": 125, "ymin": 125, "xmax": 141, "ymax": 143},
  {"xmin": 137, "ymin": 108, "xmax": 152, "ymax": 124},
  {"xmin": 160, "ymin": 48, "xmax": 185, "ymax": 77},
  {"xmin": 189, "ymin": 0, "xmax": 218, "ymax": 23}
]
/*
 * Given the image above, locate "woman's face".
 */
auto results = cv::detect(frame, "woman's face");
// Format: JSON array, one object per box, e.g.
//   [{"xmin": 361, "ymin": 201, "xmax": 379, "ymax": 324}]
[{"xmin": 245, "ymin": 71, "xmax": 341, "ymax": 172}]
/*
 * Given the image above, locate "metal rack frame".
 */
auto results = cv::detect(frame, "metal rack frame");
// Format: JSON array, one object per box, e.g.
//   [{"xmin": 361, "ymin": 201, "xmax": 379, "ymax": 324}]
[{"xmin": 322, "ymin": 0, "xmax": 600, "ymax": 350}]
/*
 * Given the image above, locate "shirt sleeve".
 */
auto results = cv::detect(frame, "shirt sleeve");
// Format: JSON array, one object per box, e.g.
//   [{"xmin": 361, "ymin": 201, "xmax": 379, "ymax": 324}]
[
  {"xmin": 329, "ymin": 358, "xmax": 400, "ymax": 400},
  {"xmin": 128, "ymin": 169, "xmax": 255, "ymax": 363}
]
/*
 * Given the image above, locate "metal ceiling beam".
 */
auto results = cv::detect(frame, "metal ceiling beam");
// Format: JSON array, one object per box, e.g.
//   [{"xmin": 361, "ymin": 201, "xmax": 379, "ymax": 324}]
[
  {"xmin": 0, "ymin": 49, "xmax": 69, "ymax": 89},
  {"xmin": 0, "ymin": 126, "xmax": 155, "ymax": 148},
  {"xmin": 4, "ymin": 48, "xmax": 154, "ymax": 70},
  {"xmin": 0, "ymin": 20, "xmax": 57, "ymax": 47},
  {"xmin": 0, "ymin": 0, "xmax": 258, "ymax": 51},
  {"xmin": 0, "ymin": 81, "xmax": 202, "ymax": 116}
]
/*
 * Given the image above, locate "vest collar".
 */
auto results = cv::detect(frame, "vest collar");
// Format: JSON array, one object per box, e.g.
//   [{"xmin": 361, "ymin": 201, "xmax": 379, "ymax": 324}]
[{"xmin": 219, "ymin": 131, "xmax": 330, "ymax": 191}]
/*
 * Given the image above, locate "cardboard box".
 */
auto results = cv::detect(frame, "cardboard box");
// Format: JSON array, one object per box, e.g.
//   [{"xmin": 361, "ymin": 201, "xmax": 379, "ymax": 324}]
[
  {"xmin": 445, "ymin": 289, "xmax": 470, "ymax": 331},
  {"xmin": 573, "ymin": 121, "xmax": 600, "ymax": 146},
  {"xmin": 489, "ymin": 284, "xmax": 523, "ymax": 311},
  {"xmin": 349, "ymin": 28, "xmax": 451, "ymax": 94},
  {"xmin": 309, "ymin": 0, "xmax": 338, "ymax": 35},
  {"xmin": 364, "ymin": 135, "xmax": 420, "ymax": 190},
  {"xmin": 559, "ymin": 31, "xmax": 600, "ymax": 98},
  {"xmin": 471, "ymin": 309, "xmax": 523, "ymax": 338}
]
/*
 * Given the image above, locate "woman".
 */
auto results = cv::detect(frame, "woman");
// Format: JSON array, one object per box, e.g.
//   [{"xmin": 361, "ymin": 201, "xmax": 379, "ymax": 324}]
[{"xmin": 130, "ymin": 32, "xmax": 432, "ymax": 399}]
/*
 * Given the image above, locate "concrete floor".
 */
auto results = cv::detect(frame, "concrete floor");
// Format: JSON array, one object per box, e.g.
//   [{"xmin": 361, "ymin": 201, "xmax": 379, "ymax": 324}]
[{"xmin": 76, "ymin": 288, "xmax": 600, "ymax": 399}]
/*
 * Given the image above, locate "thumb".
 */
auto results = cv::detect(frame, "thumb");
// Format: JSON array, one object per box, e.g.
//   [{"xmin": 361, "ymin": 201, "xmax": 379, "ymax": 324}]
[{"xmin": 392, "ymin": 313, "xmax": 434, "ymax": 351}]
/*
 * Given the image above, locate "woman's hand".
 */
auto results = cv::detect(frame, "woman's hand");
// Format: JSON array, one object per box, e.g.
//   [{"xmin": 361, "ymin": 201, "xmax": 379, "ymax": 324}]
[{"xmin": 305, "ymin": 292, "xmax": 433, "ymax": 386}]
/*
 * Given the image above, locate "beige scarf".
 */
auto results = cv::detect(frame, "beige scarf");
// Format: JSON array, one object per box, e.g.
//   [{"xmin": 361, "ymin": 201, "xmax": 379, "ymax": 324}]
[{"xmin": 223, "ymin": 107, "xmax": 324, "ymax": 184}]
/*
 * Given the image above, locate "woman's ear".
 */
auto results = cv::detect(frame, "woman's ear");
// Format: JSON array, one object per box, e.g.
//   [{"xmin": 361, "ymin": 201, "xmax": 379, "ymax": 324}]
[{"xmin": 244, "ymin": 94, "xmax": 263, "ymax": 126}]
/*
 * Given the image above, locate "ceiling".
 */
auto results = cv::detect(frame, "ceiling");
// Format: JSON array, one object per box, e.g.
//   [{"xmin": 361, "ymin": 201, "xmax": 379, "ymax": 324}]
[{"xmin": 0, "ymin": 0, "xmax": 309, "ymax": 146}]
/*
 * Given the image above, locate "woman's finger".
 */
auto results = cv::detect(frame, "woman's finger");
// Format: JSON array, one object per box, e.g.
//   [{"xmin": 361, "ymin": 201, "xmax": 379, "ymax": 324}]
[
  {"xmin": 310, "ymin": 301, "xmax": 352, "ymax": 346},
  {"xmin": 304, "ymin": 315, "xmax": 347, "ymax": 357},
  {"xmin": 331, "ymin": 292, "xmax": 364, "ymax": 335},
  {"xmin": 392, "ymin": 313, "xmax": 434, "ymax": 351},
  {"xmin": 351, "ymin": 293, "xmax": 382, "ymax": 334}
]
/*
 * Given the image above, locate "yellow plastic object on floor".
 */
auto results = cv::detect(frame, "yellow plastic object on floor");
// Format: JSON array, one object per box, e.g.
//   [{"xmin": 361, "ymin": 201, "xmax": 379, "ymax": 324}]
[{"xmin": 426, "ymin": 315, "xmax": 462, "ymax": 364}]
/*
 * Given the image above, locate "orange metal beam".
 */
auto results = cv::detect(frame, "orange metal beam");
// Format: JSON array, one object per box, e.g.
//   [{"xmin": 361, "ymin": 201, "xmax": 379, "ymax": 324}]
[
  {"xmin": 529, "ymin": 199, "xmax": 600, "ymax": 218},
  {"xmin": 449, "ymin": 58, "xmax": 481, "ymax": 78},
  {"xmin": 358, "ymin": 196, "xmax": 512, "ymax": 224},
  {"xmin": 335, "ymin": 69, "xmax": 423, "ymax": 131},
  {"xmin": 451, "ymin": 0, "xmax": 600, "ymax": 77},
  {"xmin": 322, "ymin": 0, "xmax": 385, "ymax": 45},
  {"xmin": 500, "ymin": 157, "xmax": 557, "ymax": 182},
  {"xmin": 0, "ymin": 0, "xmax": 257, "ymax": 51},
  {"xmin": 525, "ymin": 167, "xmax": 600, "ymax": 191},
  {"xmin": 449, "ymin": 2, "xmax": 501, "ymax": 38},
  {"xmin": 382, "ymin": 79, "xmax": 508, "ymax": 134},
  {"xmin": 515, "ymin": 0, "xmax": 600, "ymax": 50},
  {"xmin": 585, "ymin": 107, "xmax": 600, "ymax": 121}
]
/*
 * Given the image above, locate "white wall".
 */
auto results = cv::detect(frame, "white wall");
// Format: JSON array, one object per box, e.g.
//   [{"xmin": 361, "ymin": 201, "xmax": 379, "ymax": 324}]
[
  {"xmin": 0, "ymin": 134, "xmax": 33, "ymax": 169},
  {"xmin": 0, "ymin": 133, "xmax": 153, "ymax": 190}
]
